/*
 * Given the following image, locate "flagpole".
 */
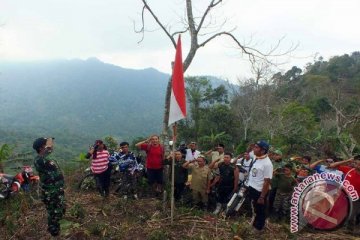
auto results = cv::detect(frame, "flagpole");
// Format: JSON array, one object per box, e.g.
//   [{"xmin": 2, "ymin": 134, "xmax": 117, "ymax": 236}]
[
  {"xmin": 168, "ymin": 35, "xmax": 185, "ymax": 225},
  {"xmin": 170, "ymin": 123, "xmax": 177, "ymax": 225}
]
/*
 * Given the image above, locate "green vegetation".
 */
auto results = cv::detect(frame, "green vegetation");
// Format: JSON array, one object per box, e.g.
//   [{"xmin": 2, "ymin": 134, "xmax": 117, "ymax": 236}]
[
  {"xmin": 178, "ymin": 52, "xmax": 360, "ymax": 158},
  {"xmin": 0, "ymin": 52, "xmax": 359, "ymax": 172}
]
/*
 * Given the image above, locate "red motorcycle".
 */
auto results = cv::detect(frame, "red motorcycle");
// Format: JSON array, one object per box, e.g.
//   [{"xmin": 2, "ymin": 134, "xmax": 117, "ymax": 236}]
[{"xmin": 0, "ymin": 166, "xmax": 40, "ymax": 199}]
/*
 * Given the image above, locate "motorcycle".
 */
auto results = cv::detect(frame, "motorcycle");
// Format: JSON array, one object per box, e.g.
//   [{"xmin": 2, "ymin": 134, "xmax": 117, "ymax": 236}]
[
  {"xmin": 225, "ymin": 163, "xmax": 249, "ymax": 217},
  {"xmin": 113, "ymin": 157, "xmax": 145, "ymax": 195},
  {"xmin": 0, "ymin": 166, "xmax": 40, "ymax": 200},
  {"xmin": 78, "ymin": 154, "xmax": 145, "ymax": 194}
]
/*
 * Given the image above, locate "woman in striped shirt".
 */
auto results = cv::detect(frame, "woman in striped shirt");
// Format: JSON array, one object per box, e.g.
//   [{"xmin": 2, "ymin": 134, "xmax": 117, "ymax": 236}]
[{"xmin": 87, "ymin": 140, "xmax": 111, "ymax": 197}]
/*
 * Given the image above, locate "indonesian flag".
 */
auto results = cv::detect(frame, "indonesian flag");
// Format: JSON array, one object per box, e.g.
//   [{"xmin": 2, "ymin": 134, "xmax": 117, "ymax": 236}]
[{"xmin": 168, "ymin": 35, "xmax": 186, "ymax": 126}]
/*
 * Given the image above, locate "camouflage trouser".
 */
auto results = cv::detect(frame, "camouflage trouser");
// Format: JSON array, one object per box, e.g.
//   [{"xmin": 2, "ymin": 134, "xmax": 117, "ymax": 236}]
[
  {"xmin": 42, "ymin": 188, "xmax": 66, "ymax": 235},
  {"xmin": 273, "ymin": 191, "xmax": 291, "ymax": 218},
  {"xmin": 347, "ymin": 199, "xmax": 360, "ymax": 232},
  {"xmin": 122, "ymin": 172, "xmax": 137, "ymax": 195}
]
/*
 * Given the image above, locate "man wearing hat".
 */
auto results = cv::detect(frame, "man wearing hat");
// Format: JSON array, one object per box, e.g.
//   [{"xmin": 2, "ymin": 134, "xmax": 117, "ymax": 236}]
[
  {"xmin": 33, "ymin": 137, "xmax": 65, "ymax": 237},
  {"xmin": 247, "ymin": 140, "xmax": 273, "ymax": 233},
  {"xmin": 182, "ymin": 155, "xmax": 211, "ymax": 209}
]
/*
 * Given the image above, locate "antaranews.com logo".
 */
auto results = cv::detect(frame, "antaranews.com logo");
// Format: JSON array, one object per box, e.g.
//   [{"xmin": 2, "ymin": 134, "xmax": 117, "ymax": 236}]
[{"xmin": 290, "ymin": 172, "xmax": 359, "ymax": 233}]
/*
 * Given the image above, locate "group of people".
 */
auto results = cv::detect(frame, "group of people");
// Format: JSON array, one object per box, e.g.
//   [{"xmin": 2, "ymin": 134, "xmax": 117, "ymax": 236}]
[{"xmin": 31, "ymin": 135, "xmax": 360, "ymax": 236}]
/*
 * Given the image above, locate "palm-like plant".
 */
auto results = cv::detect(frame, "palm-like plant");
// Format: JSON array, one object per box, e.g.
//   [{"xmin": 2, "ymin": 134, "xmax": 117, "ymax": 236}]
[
  {"xmin": 0, "ymin": 144, "xmax": 12, "ymax": 172},
  {"xmin": 199, "ymin": 130, "xmax": 230, "ymax": 149}
]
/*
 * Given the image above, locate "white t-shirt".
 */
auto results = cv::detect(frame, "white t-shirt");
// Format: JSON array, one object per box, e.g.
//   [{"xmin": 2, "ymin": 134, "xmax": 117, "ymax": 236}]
[
  {"xmin": 236, "ymin": 157, "xmax": 253, "ymax": 182},
  {"xmin": 185, "ymin": 149, "xmax": 201, "ymax": 161},
  {"xmin": 248, "ymin": 156, "xmax": 273, "ymax": 192}
]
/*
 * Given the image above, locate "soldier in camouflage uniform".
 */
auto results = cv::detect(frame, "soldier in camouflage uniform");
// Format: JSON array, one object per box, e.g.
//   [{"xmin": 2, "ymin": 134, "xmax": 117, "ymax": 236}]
[
  {"xmin": 272, "ymin": 164, "xmax": 297, "ymax": 221},
  {"xmin": 33, "ymin": 137, "xmax": 65, "ymax": 237}
]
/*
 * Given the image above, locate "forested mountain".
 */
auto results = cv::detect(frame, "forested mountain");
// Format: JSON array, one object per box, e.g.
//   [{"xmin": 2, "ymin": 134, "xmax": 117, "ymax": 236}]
[
  {"xmin": 0, "ymin": 58, "xmax": 172, "ymax": 164},
  {"xmin": 0, "ymin": 58, "xmax": 229, "ymax": 163},
  {"xmin": 1, "ymin": 52, "xmax": 359, "ymax": 164},
  {"xmin": 0, "ymin": 58, "xmax": 168, "ymax": 138},
  {"xmin": 177, "ymin": 52, "xmax": 360, "ymax": 158}
]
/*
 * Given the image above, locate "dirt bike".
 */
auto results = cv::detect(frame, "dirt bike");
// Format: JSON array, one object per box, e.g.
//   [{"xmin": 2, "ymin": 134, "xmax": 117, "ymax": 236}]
[
  {"xmin": 0, "ymin": 166, "xmax": 40, "ymax": 200},
  {"xmin": 78, "ymin": 155, "xmax": 145, "ymax": 194},
  {"xmin": 113, "ymin": 159, "xmax": 145, "ymax": 196},
  {"xmin": 77, "ymin": 150, "xmax": 123, "ymax": 192},
  {"xmin": 225, "ymin": 163, "xmax": 249, "ymax": 217}
]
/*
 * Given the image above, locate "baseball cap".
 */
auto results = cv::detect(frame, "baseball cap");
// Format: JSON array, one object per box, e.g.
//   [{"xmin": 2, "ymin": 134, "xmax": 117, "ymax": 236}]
[{"xmin": 256, "ymin": 140, "xmax": 270, "ymax": 153}]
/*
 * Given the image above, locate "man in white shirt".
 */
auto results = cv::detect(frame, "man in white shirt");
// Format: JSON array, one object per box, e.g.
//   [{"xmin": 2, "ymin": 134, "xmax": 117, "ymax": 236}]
[
  {"xmin": 247, "ymin": 140, "xmax": 273, "ymax": 233},
  {"xmin": 185, "ymin": 141, "xmax": 201, "ymax": 161}
]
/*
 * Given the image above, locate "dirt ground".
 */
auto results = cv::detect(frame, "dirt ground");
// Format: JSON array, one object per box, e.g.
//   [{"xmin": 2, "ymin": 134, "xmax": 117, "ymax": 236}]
[{"xmin": 0, "ymin": 177, "xmax": 358, "ymax": 240}]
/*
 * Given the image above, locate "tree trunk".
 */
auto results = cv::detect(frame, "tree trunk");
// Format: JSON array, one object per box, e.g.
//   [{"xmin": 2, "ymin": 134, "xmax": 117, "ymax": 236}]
[
  {"xmin": 244, "ymin": 124, "xmax": 248, "ymax": 141},
  {"xmin": 161, "ymin": 77, "xmax": 172, "ymax": 186},
  {"xmin": 161, "ymin": 77, "xmax": 172, "ymax": 151}
]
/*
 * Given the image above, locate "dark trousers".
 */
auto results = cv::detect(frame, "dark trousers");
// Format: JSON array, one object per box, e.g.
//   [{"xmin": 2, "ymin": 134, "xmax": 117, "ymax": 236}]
[
  {"xmin": 94, "ymin": 167, "xmax": 111, "ymax": 196},
  {"xmin": 217, "ymin": 185, "xmax": 233, "ymax": 204},
  {"xmin": 174, "ymin": 182, "xmax": 185, "ymax": 200},
  {"xmin": 268, "ymin": 187, "xmax": 277, "ymax": 214},
  {"xmin": 249, "ymin": 186, "xmax": 267, "ymax": 230}
]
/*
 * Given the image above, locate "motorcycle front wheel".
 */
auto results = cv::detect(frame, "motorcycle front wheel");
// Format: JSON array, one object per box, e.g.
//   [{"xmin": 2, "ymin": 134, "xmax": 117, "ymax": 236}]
[
  {"xmin": 0, "ymin": 182, "xmax": 10, "ymax": 199},
  {"xmin": 78, "ymin": 174, "xmax": 97, "ymax": 192},
  {"xmin": 225, "ymin": 193, "xmax": 246, "ymax": 217}
]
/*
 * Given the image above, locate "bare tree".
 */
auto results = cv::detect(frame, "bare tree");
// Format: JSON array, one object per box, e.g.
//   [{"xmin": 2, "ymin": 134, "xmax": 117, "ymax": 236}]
[
  {"xmin": 230, "ymin": 61, "xmax": 277, "ymax": 141},
  {"xmin": 302, "ymin": 72, "xmax": 360, "ymax": 157},
  {"xmin": 136, "ymin": 0, "xmax": 296, "ymax": 149},
  {"xmin": 327, "ymin": 80, "xmax": 360, "ymax": 157}
]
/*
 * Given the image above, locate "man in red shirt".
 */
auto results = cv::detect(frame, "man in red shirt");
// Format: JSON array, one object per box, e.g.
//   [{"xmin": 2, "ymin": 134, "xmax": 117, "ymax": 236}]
[
  {"xmin": 136, "ymin": 135, "xmax": 164, "ymax": 195},
  {"xmin": 330, "ymin": 157, "xmax": 360, "ymax": 234}
]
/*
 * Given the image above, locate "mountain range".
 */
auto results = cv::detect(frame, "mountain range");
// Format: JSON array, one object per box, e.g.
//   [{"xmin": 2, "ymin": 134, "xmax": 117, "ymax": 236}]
[
  {"xmin": 0, "ymin": 58, "xmax": 229, "ymax": 159},
  {"xmin": 0, "ymin": 58, "xmax": 170, "ymax": 140}
]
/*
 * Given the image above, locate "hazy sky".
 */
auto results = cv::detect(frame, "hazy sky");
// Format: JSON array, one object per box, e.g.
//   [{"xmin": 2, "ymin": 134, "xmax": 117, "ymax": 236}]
[{"xmin": 0, "ymin": 0, "xmax": 359, "ymax": 82}]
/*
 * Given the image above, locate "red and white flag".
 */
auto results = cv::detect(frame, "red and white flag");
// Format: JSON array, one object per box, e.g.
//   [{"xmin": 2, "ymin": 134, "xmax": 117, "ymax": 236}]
[{"xmin": 168, "ymin": 35, "xmax": 186, "ymax": 126}]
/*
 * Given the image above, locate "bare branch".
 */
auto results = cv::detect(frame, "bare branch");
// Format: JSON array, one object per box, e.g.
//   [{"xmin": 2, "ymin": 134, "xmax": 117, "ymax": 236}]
[
  {"xmin": 171, "ymin": 27, "xmax": 189, "ymax": 38},
  {"xmin": 140, "ymin": 0, "xmax": 176, "ymax": 48},
  {"xmin": 135, "ymin": 0, "xmax": 298, "ymax": 145},
  {"xmin": 133, "ymin": 6, "xmax": 147, "ymax": 44},
  {"xmin": 196, "ymin": 0, "xmax": 223, "ymax": 33},
  {"xmin": 197, "ymin": 18, "xmax": 228, "ymax": 37},
  {"xmin": 186, "ymin": 0, "xmax": 198, "ymax": 48},
  {"xmin": 198, "ymin": 31, "xmax": 256, "ymax": 64}
]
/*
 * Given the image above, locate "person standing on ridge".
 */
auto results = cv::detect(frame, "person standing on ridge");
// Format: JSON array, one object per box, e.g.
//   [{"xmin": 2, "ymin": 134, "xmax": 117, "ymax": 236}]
[
  {"xmin": 33, "ymin": 137, "xmax": 65, "ymax": 237},
  {"xmin": 86, "ymin": 139, "xmax": 111, "ymax": 197},
  {"xmin": 247, "ymin": 140, "xmax": 273, "ymax": 233},
  {"xmin": 136, "ymin": 135, "xmax": 164, "ymax": 195}
]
